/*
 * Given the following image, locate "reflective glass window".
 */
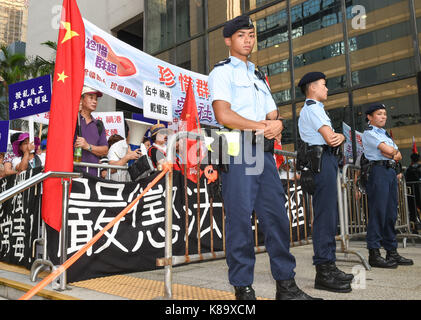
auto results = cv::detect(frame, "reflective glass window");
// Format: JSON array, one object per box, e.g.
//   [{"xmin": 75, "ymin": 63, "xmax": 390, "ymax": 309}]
[
  {"xmin": 352, "ymin": 57, "xmax": 415, "ymax": 87},
  {"xmin": 349, "ymin": 21, "xmax": 411, "ymax": 52},
  {"xmin": 145, "ymin": 0, "xmax": 174, "ymax": 53}
]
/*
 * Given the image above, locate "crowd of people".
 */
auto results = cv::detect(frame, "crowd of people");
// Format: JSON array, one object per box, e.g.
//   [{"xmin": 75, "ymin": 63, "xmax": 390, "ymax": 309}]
[{"xmin": 0, "ymin": 132, "xmax": 47, "ymax": 178}]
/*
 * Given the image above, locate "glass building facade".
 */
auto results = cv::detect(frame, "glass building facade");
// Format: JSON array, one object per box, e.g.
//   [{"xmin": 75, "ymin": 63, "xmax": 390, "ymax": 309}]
[
  {"xmin": 0, "ymin": 0, "xmax": 27, "ymax": 47},
  {"xmin": 144, "ymin": 0, "xmax": 421, "ymax": 163}
]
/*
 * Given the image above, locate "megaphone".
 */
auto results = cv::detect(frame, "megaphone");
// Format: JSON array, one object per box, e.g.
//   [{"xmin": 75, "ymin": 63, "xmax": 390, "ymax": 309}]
[{"xmin": 126, "ymin": 119, "xmax": 153, "ymax": 156}]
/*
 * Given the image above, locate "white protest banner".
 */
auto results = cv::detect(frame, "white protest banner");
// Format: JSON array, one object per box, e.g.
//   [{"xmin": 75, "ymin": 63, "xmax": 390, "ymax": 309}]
[
  {"xmin": 29, "ymin": 111, "xmax": 125, "ymax": 140},
  {"xmin": 142, "ymin": 81, "xmax": 172, "ymax": 122},
  {"xmin": 92, "ymin": 111, "xmax": 125, "ymax": 139},
  {"xmin": 83, "ymin": 19, "xmax": 217, "ymax": 126},
  {"xmin": 342, "ymin": 122, "xmax": 363, "ymax": 163},
  {"xmin": 24, "ymin": 112, "xmax": 50, "ymax": 125}
]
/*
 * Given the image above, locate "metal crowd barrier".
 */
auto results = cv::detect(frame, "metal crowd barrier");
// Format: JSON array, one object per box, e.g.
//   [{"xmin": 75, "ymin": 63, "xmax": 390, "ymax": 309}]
[
  {"xmin": 73, "ymin": 161, "xmax": 129, "ymax": 179},
  {"xmin": 338, "ymin": 164, "xmax": 421, "ymax": 268},
  {"xmin": 157, "ymin": 134, "xmax": 318, "ymax": 299},
  {"xmin": 22, "ymin": 162, "xmax": 130, "ymax": 291},
  {"xmin": 277, "ymin": 150, "xmax": 313, "ymax": 247},
  {"xmin": 0, "ymin": 171, "xmax": 82, "ymax": 290},
  {"xmin": 280, "ymin": 153, "xmax": 369, "ymax": 269},
  {"xmin": 7, "ymin": 140, "xmax": 420, "ymax": 297},
  {"xmin": 406, "ymin": 181, "xmax": 421, "ymax": 234}
]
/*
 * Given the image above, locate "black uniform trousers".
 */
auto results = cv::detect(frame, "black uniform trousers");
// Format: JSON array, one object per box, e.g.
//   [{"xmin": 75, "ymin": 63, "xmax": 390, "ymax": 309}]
[
  {"xmin": 366, "ymin": 164, "xmax": 398, "ymax": 251},
  {"xmin": 312, "ymin": 149, "xmax": 339, "ymax": 265},
  {"xmin": 221, "ymin": 139, "xmax": 296, "ymax": 286}
]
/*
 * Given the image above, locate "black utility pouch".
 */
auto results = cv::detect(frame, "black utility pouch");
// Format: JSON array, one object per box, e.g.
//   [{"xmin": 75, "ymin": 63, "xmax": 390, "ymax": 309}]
[
  {"xmin": 310, "ymin": 146, "xmax": 324, "ymax": 174},
  {"xmin": 300, "ymin": 168, "xmax": 316, "ymax": 195}
]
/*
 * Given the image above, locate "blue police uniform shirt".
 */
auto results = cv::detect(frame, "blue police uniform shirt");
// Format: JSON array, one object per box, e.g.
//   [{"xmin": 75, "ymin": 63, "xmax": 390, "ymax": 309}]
[
  {"xmin": 362, "ymin": 125, "xmax": 398, "ymax": 161},
  {"xmin": 208, "ymin": 56, "xmax": 276, "ymax": 122},
  {"xmin": 298, "ymin": 99, "xmax": 332, "ymax": 146}
]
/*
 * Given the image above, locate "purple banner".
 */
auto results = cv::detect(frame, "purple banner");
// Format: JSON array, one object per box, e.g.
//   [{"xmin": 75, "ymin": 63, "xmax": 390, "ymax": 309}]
[{"xmin": 0, "ymin": 121, "xmax": 9, "ymax": 152}]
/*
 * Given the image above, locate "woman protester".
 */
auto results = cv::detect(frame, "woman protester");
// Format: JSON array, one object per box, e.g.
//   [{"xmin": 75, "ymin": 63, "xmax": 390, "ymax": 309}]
[{"xmin": 11, "ymin": 132, "xmax": 43, "ymax": 173}]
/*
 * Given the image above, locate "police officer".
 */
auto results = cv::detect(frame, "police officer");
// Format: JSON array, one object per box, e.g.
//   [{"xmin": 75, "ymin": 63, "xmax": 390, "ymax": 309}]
[
  {"xmin": 298, "ymin": 72, "xmax": 353, "ymax": 293},
  {"xmin": 362, "ymin": 103, "xmax": 413, "ymax": 268},
  {"xmin": 208, "ymin": 15, "xmax": 317, "ymax": 300}
]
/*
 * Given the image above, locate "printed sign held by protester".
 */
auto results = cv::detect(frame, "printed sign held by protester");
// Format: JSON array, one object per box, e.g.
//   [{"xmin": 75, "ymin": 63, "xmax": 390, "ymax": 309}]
[{"xmin": 8, "ymin": 75, "xmax": 52, "ymax": 120}]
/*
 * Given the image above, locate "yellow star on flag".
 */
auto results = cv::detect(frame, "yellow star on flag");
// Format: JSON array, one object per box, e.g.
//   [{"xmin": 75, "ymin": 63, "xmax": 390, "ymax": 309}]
[
  {"xmin": 57, "ymin": 71, "xmax": 69, "ymax": 83},
  {"xmin": 61, "ymin": 21, "xmax": 79, "ymax": 44}
]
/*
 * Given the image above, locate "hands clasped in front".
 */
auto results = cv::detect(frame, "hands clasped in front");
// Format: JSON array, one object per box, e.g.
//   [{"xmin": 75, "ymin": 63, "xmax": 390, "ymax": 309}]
[{"xmin": 259, "ymin": 119, "xmax": 283, "ymax": 142}]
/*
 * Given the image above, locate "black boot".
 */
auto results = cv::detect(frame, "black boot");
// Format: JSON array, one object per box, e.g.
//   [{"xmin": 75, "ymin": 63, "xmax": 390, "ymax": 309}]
[
  {"xmin": 368, "ymin": 248, "xmax": 398, "ymax": 268},
  {"xmin": 234, "ymin": 286, "xmax": 256, "ymax": 300},
  {"xmin": 386, "ymin": 249, "xmax": 414, "ymax": 266},
  {"xmin": 327, "ymin": 262, "xmax": 354, "ymax": 283},
  {"xmin": 314, "ymin": 263, "xmax": 352, "ymax": 293},
  {"xmin": 276, "ymin": 279, "xmax": 322, "ymax": 300}
]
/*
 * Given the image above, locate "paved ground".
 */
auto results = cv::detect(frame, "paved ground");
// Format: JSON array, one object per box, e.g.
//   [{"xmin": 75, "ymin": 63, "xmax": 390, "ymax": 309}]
[
  {"xmin": 1, "ymin": 240, "xmax": 420, "ymax": 300},
  {"xmin": 130, "ymin": 240, "xmax": 421, "ymax": 300}
]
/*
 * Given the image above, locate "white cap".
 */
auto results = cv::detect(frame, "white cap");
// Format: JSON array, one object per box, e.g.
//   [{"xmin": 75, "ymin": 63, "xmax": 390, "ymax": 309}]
[{"xmin": 81, "ymin": 85, "xmax": 103, "ymax": 97}]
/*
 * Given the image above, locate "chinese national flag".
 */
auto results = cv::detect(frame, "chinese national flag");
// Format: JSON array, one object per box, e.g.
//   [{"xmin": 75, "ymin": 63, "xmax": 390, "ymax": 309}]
[
  {"xmin": 265, "ymin": 74, "xmax": 271, "ymax": 90},
  {"xmin": 413, "ymin": 136, "xmax": 418, "ymax": 154},
  {"xmin": 179, "ymin": 81, "xmax": 204, "ymax": 184},
  {"xmin": 42, "ymin": 0, "xmax": 85, "ymax": 231},
  {"xmin": 274, "ymin": 141, "xmax": 285, "ymax": 169}
]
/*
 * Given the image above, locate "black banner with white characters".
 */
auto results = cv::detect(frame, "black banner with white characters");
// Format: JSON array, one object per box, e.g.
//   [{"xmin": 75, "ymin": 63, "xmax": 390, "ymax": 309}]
[
  {"xmin": 281, "ymin": 180, "xmax": 311, "ymax": 243},
  {"xmin": 46, "ymin": 170, "xmax": 230, "ymax": 282},
  {"xmin": 0, "ymin": 167, "xmax": 42, "ymax": 268},
  {"xmin": 0, "ymin": 169, "xmax": 308, "ymax": 283}
]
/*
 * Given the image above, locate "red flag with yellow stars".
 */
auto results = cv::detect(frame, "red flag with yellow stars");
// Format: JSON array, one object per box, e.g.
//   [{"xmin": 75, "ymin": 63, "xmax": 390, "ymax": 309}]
[
  {"xmin": 413, "ymin": 136, "xmax": 418, "ymax": 155},
  {"xmin": 42, "ymin": 0, "xmax": 85, "ymax": 231},
  {"xmin": 179, "ymin": 81, "xmax": 204, "ymax": 184}
]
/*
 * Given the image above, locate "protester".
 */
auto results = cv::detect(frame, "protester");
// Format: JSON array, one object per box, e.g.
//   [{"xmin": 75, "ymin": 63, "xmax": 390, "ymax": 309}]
[
  {"xmin": 143, "ymin": 136, "xmax": 151, "ymax": 150},
  {"xmin": 37, "ymin": 138, "xmax": 47, "ymax": 163},
  {"xmin": 148, "ymin": 123, "xmax": 168, "ymax": 168},
  {"xmin": 3, "ymin": 132, "xmax": 22, "ymax": 176},
  {"xmin": 0, "ymin": 152, "xmax": 5, "ymax": 178},
  {"xmin": 11, "ymin": 132, "xmax": 43, "ymax": 172},
  {"xmin": 208, "ymin": 15, "xmax": 317, "ymax": 300},
  {"xmin": 108, "ymin": 134, "xmax": 124, "ymax": 148},
  {"xmin": 107, "ymin": 121, "xmax": 142, "ymax": 182},
  {"xmin": 74, "ymin": 86, "xmax": 109, "ymax": 176}
]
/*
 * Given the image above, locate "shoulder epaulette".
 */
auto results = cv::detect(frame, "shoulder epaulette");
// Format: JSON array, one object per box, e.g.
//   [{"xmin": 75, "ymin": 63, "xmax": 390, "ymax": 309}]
[
  {"xmin": 365, "ymin": 126, "xmax": 373, "ymax": 131},
  {"xmin": 306, "ymin": 100, "xmax": 316, "ymax": 106},
  {"xmin": 214, "ymin": 58, "xmax": 231, "ymax": 67}
]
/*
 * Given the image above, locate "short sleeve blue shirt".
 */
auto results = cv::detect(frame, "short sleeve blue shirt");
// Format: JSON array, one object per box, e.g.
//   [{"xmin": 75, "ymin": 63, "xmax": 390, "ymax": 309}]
[
  {"xmin": 362, "ymin": 125, "xmax": 398, "ymax": 161},
  {"xmin": 298, "ymin": 99, "xmax": 332, "ymax": 146},
  {"xmin": 208, "ymin": 56, "xmax": 276, "ymax": 122}
]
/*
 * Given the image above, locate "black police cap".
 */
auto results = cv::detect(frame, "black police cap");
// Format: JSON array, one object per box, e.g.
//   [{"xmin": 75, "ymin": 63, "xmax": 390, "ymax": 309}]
[
  {"xmin": 365, "ymin": 103, "xmax": 386, "ymax": 115},
  {"xmin": 298, "ymin": 72, "xmax": 326, "ymax": 88},
  {"xmin": 223, "ymin": 15, "xmax": 254, "ymax": 38}
]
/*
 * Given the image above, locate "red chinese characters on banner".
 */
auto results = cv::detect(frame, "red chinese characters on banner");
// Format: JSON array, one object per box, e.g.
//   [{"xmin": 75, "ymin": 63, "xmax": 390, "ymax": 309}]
[
  {"xmin": 157, "ymin": 66, "xmax": 210, "ymax": 101},
  {"xmin": 179, "ymin": 73, "xmax": 193, "ymax": 93},
  {"xmin": 158, "ymin": 65, "xmax": 176, "ymax": 87},
  {"xmin": 110, "ymin": 81, "xmax": 137, "ymax": 98},
  {"xmin": 106, "ymin": 115, "xmax": 122, "ymax": 124}
]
